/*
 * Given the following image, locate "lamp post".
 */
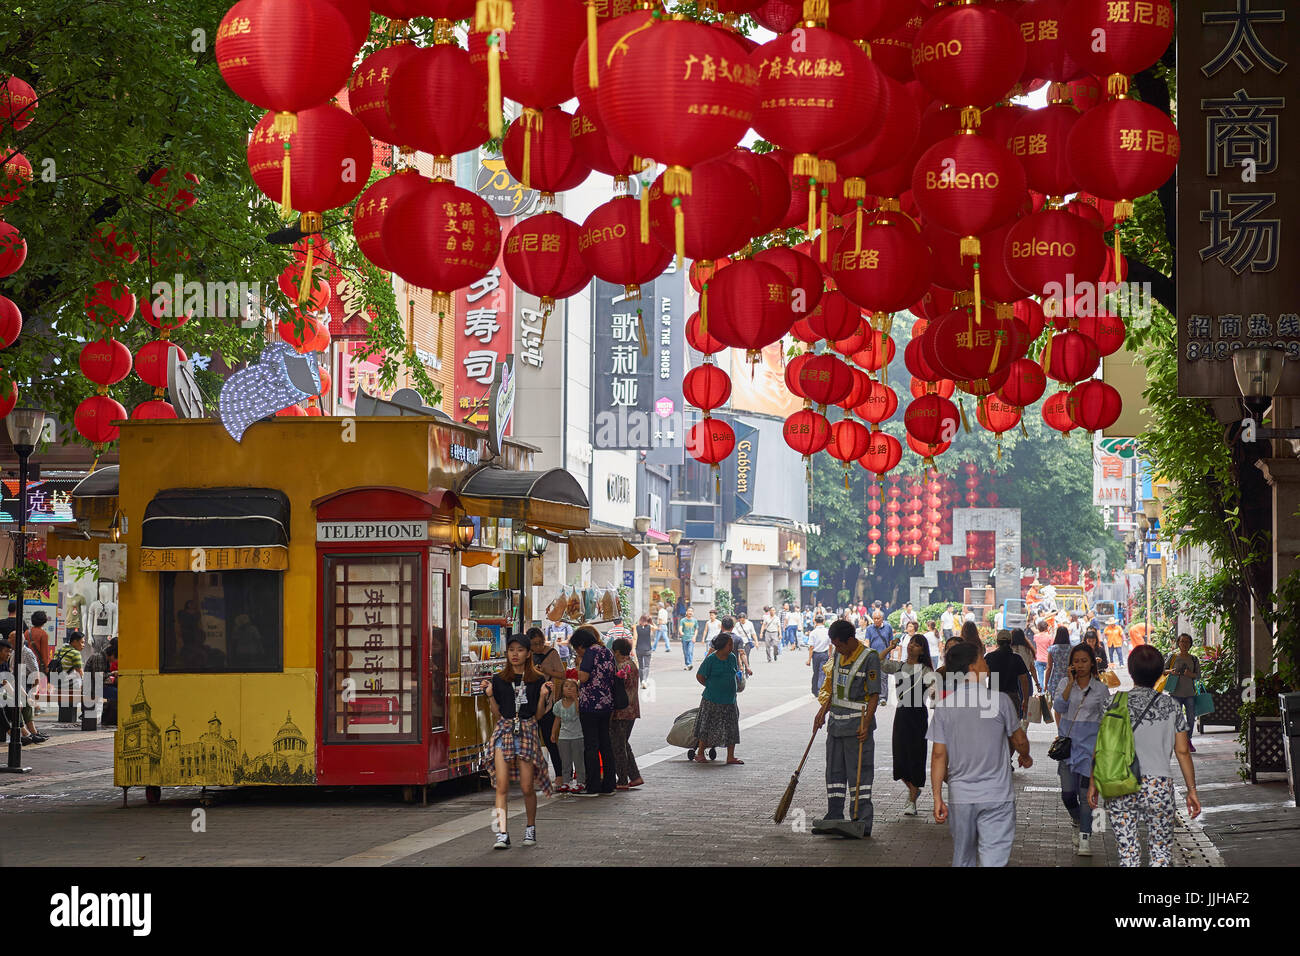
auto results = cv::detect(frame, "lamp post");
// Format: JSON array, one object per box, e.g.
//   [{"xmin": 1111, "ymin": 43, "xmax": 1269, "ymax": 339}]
[{"xmin": 4, "ymin": 406, "xmax": 46, "ymax": 774}]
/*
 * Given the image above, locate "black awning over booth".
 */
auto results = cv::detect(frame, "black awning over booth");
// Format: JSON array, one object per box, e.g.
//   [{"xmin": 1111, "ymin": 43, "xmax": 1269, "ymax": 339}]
[
  {"xmin": 139, "ymin": 488, "xmax": 291, "ymax": 571},
  {"xmin": 457, "ymin": 467, "xmax": 589, "ymax": 532}
]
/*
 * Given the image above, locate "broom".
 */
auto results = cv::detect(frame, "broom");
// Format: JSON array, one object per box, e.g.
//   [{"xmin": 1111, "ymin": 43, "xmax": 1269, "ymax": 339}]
[{"xmin": 774, "ymin": 725, "xmax": 821, "ymax": 824}]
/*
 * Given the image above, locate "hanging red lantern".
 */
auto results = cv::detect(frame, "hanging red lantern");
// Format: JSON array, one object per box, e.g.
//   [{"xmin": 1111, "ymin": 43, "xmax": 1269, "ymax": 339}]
[
  {"xmin": 977, "ymin": 393, "xmax": 1021, "ymax": 434},
  {"xmin": 807, "ymin": 289, "xmax": 861, "ymax": 342},
  {"xmin": 79, "ymin": 339, "xmax": 132, "ymax": 386},
  {"xmin": 755, "ymin": 0, "xmax": 802, "ymax": 34},
  {"xmin": 570, "ymin": 106, "xmax": 640, "ymax": 179},
  {"xmin": 386, "ymin": 41, "xmax": 489, "ymax": 161},
  {"xmin": 911, "ymin": 285, "xmax": 960, "ymax": 320},
  {"xmin": 1042, "ymin": 389, "xmax": 1075, "ymax": 433},
  {"xmin": 704, "ymin": 259, "xmax": 794, "ymax": 359},
  {"xmin": 1008, "ymin": 102, "xmax": 1080, "ymax": 197},
  {"xmin": 146, "ymin": 168, "xmax": 200, "ymax": 214},
  {"xmin": 688, "ymin": 416, "xmax": 738, "ymax": 466},
  {"xmin": 784, "ymin": 408, "xmax": 832, "ymax": 456},
  {"xmin": 1016, "ymin": 0, "xmax": 1086, "ymax": 83},
  {"xmin": 132, "ymin": 399, "xmax": 178, "ymax": 421},
  {"xmin": 0, "ymin": 151, "xmax": 31, "ymax": 206},
  {"xmin": 140, "ymin": 297, "xmax": 189, "ymax": 333},
  {"xmin": 908, "ymin": 432, "xmax": 951, "ymax": 459},
  {"xmin": 1003, "ymin": 208, "xmax": 1108, "ymax": 300},
  {"xmin": 217, "ymin": 0, "xmax": 359, "ymax": 128},
  {"xmin": 1077, "ymin": 311, "xmax": 1127, "ymax": 357},
  {"xmin": 798, "ymin": 353, "xmax": 856, "ymax": 412},
  {"xmin": 0, "ymin": 295, "xmax": 20, "ymax": 348},
  {"xmin": 928, "ymin": 308, "xmax": 1027, "ymax": 381},
  {"xmin": 74, "ymin": 395, "xmax": 126, "ymax": 445},
  {"xmin": 248, "ymin": 104, "xmax": 373, "ymax": 224},
  {"xmin": 727, "ymin": 149, "xmax": 793, "ymax": 236},
  {"xmin": 348, "ymin": 43, "xmax": 420, "ymax": 145},
  {"xmin": 831, "ymin": 319, "xmax": 870, "ymax": 357},
  {"xmin": 912, "ymin": 3, "xmax": 1026, "ymax": 116},
  {"xmin": 827, "ymin": 0, "xmax": 890, "ymax": 41},
  {"xmin": 1066, "ymin": 98, "xmax": 1179, "ymax": 220},
  {"xmin": 840, "ymin": 367, "xmax": 874, "ymax": 413},
  {"xmin": 470, "ymin": 0, "xmax": 587, "ymax": 114},
  {"xmin": 648, "ymin": 158, "xmax": 760, "ymax": 266},
  {"xmin": 1013, "ymin": 297, "xmax": 1046, "ymax": 342},
  {"xmin": 276, "ymin": 404, "xmax": 308, "ymax": 418},
  {"xmin": 904, "ymin": 336, "xmax": 944, "ymax": 382},
  {"xmin": 690, "ymin": 258, "xmax": 731, "ymax": 294},
  {"xmin": 278, "ymin": 314, "xmax": 329, "ymax": 352},
  {"xmin": 0, "ymin": 75, "xmax": 37, "ymax": 131},
  {"xmin": 1062, "ymin": 0, "xmax": 1174, "ymax": 93},
  {"xmin": 1068, "ymin": 379, "xmax": 1122, "ymax": 432},
  {"xmin": 1042, "ymin": 330, "xmax": 1100, "ymax": 383},
  {"xmin": 0, "ymin": 220, "xmax": 27, "ymax": 277},
  {"xmin": 84, "ymin": 281, "xmax": 136, "ymax": 327},
  {"xmin": 831, "ymin": 220, "xmax": 931, "ymax": 313},
  {"xmin": 905, "ymin": 393, "xmax": 959, "ymax": 446},
  {"xmin": 998, "ymin": 356, "xmax": 1047, "ymax": 408},
  {"xmin": 89, "ymin": 225, "xmax": 140, "ymax": 266},
  {"xmin": 279, "ymin": 260, "xmax": 330, "ymax": 313},
  {"xmin": 353, "ymin": 169, "xmax": 425, "ymax": 273},
  {"xmin": 383, "ymin": 178, "xmax": 502, "ymax": 312},
  {"xmin": 912, "ymin": 134, "xmax": 1027, "ymax": 239},
  {"xmin": 502, "ymin": 212, "xmax": 593, "ymax": 312},
  {"xmin": 784, "ymin": 351, "xmax": 813, "ymax": 399},
  {"xmin": 579, "ymin": 196, "xmax": 672, "ymax": 299},
  {"xmin": 754, "ymin": 246, "xmax": 824, "ymax": 319},
  {"xmin": 503, "ymin": 106, "xmax": 592, "ymax": 194},
  {"xmin": 828, "ymin": 418, "xmax": 873, "ymax": 466},
  {"xmin": 859, "ymin": 430, "xmax": 903, "ymax": 475},
  {"xmin": 683, "ymin": 363, "xmax": 733, "ymax": 412},
  {"xmin": 850, "ymin": 331, "xmax": 897, "ymax": 373},
  {"xmin": 135, "ymin": 341, "xmax": 187, "ymax": 389},
  {"xmin": 687, "ymin": 310, "xmax": 726, "ymax": 355},
  {"xmin": 910, "ymin": 376, "xmax": 955, "ymax": 399}
]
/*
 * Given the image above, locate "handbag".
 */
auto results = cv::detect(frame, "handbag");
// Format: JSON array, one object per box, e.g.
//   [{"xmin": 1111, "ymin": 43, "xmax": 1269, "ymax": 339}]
[
  {"xmin": 1028, "ymin": 694, "xmax": 1043, "ymax": 724},
  {"xmin": 1193, "ymin": 680, "xmax": 1214, "ymax": 717},
  {"xmin": 1039, "ymin": 694, "xmax": 1054, "ymax": 724},
  {"xmin": 735, "ymin": 656, "xmax": 747, "ymax": 694},
  {"xmin": 1049, "ymin": 684, "xmax": 1091, "ymax": 761}
]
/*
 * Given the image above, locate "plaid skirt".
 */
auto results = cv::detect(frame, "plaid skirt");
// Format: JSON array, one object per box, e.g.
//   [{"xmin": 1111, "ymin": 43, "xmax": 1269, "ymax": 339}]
[
  {"xmin": 692, "ymin": 699, "xmax": 740, "ymax": 748},
  {"xmin": 488, "ymin": 717, "xmax": 553, "ymax": 796}
]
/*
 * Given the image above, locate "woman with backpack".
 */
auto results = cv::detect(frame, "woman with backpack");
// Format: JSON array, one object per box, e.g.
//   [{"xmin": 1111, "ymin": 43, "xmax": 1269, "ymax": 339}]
[
  {"xmin": 1088, "ymin": 645, "xmax": 1200, "ymax": 867},
  {"xmin": 1053, "ymin": 644, "xmax": 1111, "ymax": 857}
]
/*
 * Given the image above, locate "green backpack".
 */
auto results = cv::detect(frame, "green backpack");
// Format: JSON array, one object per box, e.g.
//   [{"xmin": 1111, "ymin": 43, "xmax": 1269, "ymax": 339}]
[{"xmin": 1093, "ymin": 691, "xmax": 1159, "ymax": 799}]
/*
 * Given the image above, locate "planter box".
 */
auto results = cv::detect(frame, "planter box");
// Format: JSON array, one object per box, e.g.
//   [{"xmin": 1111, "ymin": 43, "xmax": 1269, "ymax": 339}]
[
  {"xmin": 1248, "ymin": 716, "xmax": 1287, "ymax": 784},
  {"xmin": 1198, "ymin": 689, "xmax": 1240, "ymax": 733}
]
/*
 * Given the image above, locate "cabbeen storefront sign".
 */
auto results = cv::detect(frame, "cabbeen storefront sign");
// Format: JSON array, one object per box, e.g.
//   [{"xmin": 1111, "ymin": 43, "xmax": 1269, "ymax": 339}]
[{"xmin": 1177, "ymin": 0, "xmax": 1298, "ymax": 396}]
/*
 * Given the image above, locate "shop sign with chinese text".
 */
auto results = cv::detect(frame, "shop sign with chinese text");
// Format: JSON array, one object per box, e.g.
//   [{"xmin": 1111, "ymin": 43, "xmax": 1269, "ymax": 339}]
[
  {"xmin": 1093, "ymin": 435, "xmax": 1132, "ymax": 507},
  {"xmin": 1177, "ymin": 0, "xmax": 1298, "ymax": 396},
  {"xmin": 454, "ymin": 226, "xmax": 515, "ymax": 431}
]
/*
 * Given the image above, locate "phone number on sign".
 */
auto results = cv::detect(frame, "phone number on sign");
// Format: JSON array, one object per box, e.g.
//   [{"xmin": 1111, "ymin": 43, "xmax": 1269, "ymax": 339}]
[{"xmin": 1185, "ymin": 340, "xmax": 1300, "ymax": 362}]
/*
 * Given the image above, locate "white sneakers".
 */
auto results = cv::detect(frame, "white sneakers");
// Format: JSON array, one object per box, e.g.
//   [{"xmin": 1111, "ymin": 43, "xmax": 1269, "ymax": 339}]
[
  {"xmin": 493, "ymin": 832, "xmax": 510, "ymax": 850},
  {"xmin": 523, "ymin": 825, "xmax": 537, "ymax": 847},
  {"xmin": 903, "ymin": 800, "xmax": 918, "ymax": 817},
  {"xmin": 1077, "ymin": 832, "xmax": 1092, "ymax": 857}
]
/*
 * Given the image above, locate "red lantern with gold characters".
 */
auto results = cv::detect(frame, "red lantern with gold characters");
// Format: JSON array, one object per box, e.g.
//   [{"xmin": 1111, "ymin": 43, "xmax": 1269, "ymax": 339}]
[
  {"xmin": 859, "ymin": 430, "xmax": 903, "ymax": 476},
  {"xmin": 683, "ymin": 363, "xmax": 733, "ymax": 413},
  {"xmin": 74, "ymin": 395, "xmax": 127, "ymax": 445},
  {"xmin": 503, "ymin": 106, "xmax": 592, "ymax": 195},
  {"xmin": 353, "ymin": 169, "xmax": 425, "ymax": 273},
  {"xmin": 912, "ymin": 3, "xmax": 1026, "ymax": 116},
  {"xmin": 387, "ymin": 42, "xmax": 490, "ymax": 162},
  {"xmin": 579, "ymin": 196, "xmax": 673, "ymax": 299},
  {"xmin": 797, "ymin": 353, "xmax": 854, "ymax": 411},
  {"xmin": 1041, "ymin": 388, "xmax": 1075, "ymax": 433},
  {"xmin": 502, "ymin": 212, "xmax": 593, "ymax": 313},
  {"xmin": 134, "ymin": 341, "xmax": 186, "ymax": 389},
  {"xmin": 831, "ymin": 221, "xmax": 931, "ymax": 313},
  {"xmin": 998, "ymin": 356, "xmax": 1047, "ymax": 408},
  {"xmin": 905, "ymin": 394, "xmax": 959, "ymax": 446},
  {"xmin": 348, "ymin": 43, "xmax": 420, "ymax": 145},
  {"xmin": 784, "ymin": 408, "xmax": 832, "ymax": 457},
  {"xmin": 977, "ymin": 393, "xmax": 1021, "ymax": 434},
  {"xmin": 828, "ymin": 418, "xmax": 873, "ymax": 470},
  {"xmin": 1066, "ymin": 98, "xmax": 1179, "ymax": 220},
  {"xmin": 1068, "ymin": 379, "xmax": 1122, "ymax": 432},
  {"xmin": 0, "ymin": 75, "xmax": 38, "ymax": 131},
  {"xmin": 688, "ymin": 416, "xmax": 738, "ymax": 468},
  {"xmin": 1003, "ymin": 208, "xmax": 1108, "ymax": 300},
  {"xmin": 704, "ymin": 259, "xmax": 794, "ymax": 359},
  {"xmin": 1062, "ymin": 0, "xmax": 1174, "ymax": 92}
]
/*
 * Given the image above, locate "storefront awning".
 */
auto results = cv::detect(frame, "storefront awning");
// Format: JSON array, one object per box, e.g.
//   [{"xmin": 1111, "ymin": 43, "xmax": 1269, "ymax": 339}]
[
  {"xmin": 139, "ymin": 488, "xmax": 290, "ymax": 571},
  {"xmin": 70, "ymin": 465, "xmax": 120, "ymax": 524},
  {"xmin": 565, "ymin": 532, "xmax": 639, "ymax": 562},
  {"xmin": 457, "ymin": 467, "xmax": 589, "ymax": 532}
]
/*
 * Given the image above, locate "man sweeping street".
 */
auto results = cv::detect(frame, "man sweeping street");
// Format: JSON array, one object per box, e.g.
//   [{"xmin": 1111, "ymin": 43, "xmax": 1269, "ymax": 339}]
[{"xmin": 810, "ymin": 619, "xmax": 894, "ymax": 838}]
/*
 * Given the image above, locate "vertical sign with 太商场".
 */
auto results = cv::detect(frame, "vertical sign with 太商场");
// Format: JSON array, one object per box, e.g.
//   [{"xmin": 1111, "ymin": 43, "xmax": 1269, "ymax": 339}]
[{"xmin": 1177, "ymin": 0, "xmax": 1299, "ymax": 396}]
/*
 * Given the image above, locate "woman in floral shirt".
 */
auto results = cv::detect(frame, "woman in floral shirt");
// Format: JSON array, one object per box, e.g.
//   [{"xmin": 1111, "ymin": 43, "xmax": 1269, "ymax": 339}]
[
  {"xmin": 571, "ymin": 626, "xmax": 617, "ymax": 796},
  {"xmin": 609, "ymin": 636, "xmax": 644, "ymax": 789}
]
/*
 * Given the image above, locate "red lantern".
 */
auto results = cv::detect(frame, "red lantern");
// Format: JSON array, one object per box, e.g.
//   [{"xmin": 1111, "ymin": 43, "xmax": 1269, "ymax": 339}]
[
  {"xmin": 1017, "ymin": 0, "xmax": 1086, "ymax": 82},
  {"xmin": 705, "ymin": 259, "xmax": 794, "ymax": 358},
  {"xmin": 784, "ymin": 351, "xmax": 812, "ymax": 398},
  {"xmin": 503, "ymin": 106, "xmax": 591, "ymax": 194},
  {"xmin": 276, "ymin": 404, "xmax": 308, "ymax": 417},
  {"xmin": 348, "ymin": 44, "xmax": 420, "ymax": 145},
  {"xmin": 386, "ymin": 42, "xmax": 489, "ymax": 159},
  {"xmin": 248, "ymin": 104, "xmax": 373, "ymax": 221},
  {"xmin": 688, "ymin": 416, "xmax": 738, "ymax": 466},
  {"xmin": 904, "ymin": 336, "xmax": 944, "ymax": 382},
  {"xmin": 726, "ymin": 149, "xmax": 792, "ymax": 236},
  {"xmin": 84, "ymin": 281, "xmax": 136, "ymax": 327},
  {"xmin": 1068, "ymin": 379, "xmax": 1122, "ymax": 432},
  {"xmin": 89, "ymin": 225, "xmax": 140, "ymax": 266},
  {"xmin": 0, "ymin": 151, "xmax": 31, "ymax": 206},
  {"xmin": 912, "ymin": 3, "xmax": 1026, "ymax": 111},
  {"xmin": 798, "ymin": 354, "xmax": 855, "ymax": 410},
  {"xmin": 831, "ymin": 221, "xmax": 931, "ymax": 313},
  {"xmin": 353, "ymin": 169, "xmax": 425, "ymax": 273},
  {"xmin": 998, "ymin": 356, "xmax": 1047, "ymax": 408},
  {"xmin": 784, "ymin": 408, "xmax": 832, "ymax": 456},
  {"xmin": 135, "ymin": 341, "xmax": 187, "ymax": 389},
  {"xmin": 1008, "ymin": 103, "xmax": 1080, "ymax": 197},
  {"xmin": 1066, "ymin": 99, "xmax": 1179, "ymax": 217},
  {"xmin": 828, "ymin": 418, "xmax": 872, "ymax": 464},
  {"xmin": 502, "ymin": 212, "xmax": 593, "ymax": 310},
  {"xmin": 278, "ymin": 315, "xmax": 328, "ymax": 352},
  {"xmin": 570, "ymin": 106, "xmax": 640, "ymax": 179},
  {"xmin": 1042, "ymin": 389, "xmax": 1075, "ymax": 433},
  {"xmin": 754, "ymin": 246, "xmax": 824, "ymax": 319},
  {"xmin": 1003, "ymin": 209, "xmax": 1108, "ymax": 300},
  {"xmin": 140, "ymin": 297, "xmax": 189, "ymax": 333},
  {"xmin": 0, "ymin": 295, "xmax": 20, "ymax": 348},
  {"xmin": 831, "ymin": 319, "xmax": 870, "ymax": 357},
  {"xmin": 928, "ymin": 308, "xmax": 1027, "ymax": 381},
  {"xmin": 687, "ymin": 310, "xmax": 726, "ymax": 355},
  {"xmin": 755, "ymin": 0, "xmax": 802, "ymax": 34},
  {"xmin": 1013, "ymin": 297, "xmax": 1046, "ymax": 342},
  {"xmin": 74, "ymin": 395, "xmax": 127, "ymax": 444},
  {"xmin": 384, "ymin": 179, "xmax": 502, "ymax": 305},
  {"xmin": 977, "ymin": 393, "xmax": 1021, "ymax": 433},
  {"xmin": 79, "ymin": 339, "xmax": 132, "ymax": 386},
  {"xmin": 0, "ymin": 221, "xmax": 27, "ymax": 277},
  {"xmin": 859, "ymin": 430, "xmax": 903, "ymax": 475},
  {"xmin": 751, "ymin": 27, "xmax": 880, "ymax": 174},
  {"xmin": 905, "ymin": 394, "xmax": 960, "ymax": 446},
  {"xmin": 648, "ymin": 158, "xmax": 760, "ymax": 264},
  {"xmin": 217, "ymin": 0, "xmax": 358, "ymax": 124},
  {"xmin": 851, "ymin": 330, "xmax": 896, "ymax": 373},
  {"xmin": 807, "ymin": 289, "xmax": 861, "ymax": 342},
  {"xmin": 1043, "ymin": 330, "xmax": 1100, "ymax": 383},
  {"xmin": 579, "ymin": 196, "xmax": 672, "ymax": 298},
  {"xmin": 132, "ymin": 399, "xmax": 178, "ymax": 420},
  {"xmin": 912, "ymin": 133, "xmax": 1026, "ymax": 239},
  {"xmin": 840, "ymin": 367, "xmax": 874, "ymax": 413},
  {"xmin": 908, "ymin": 432, "xmax": 951, "ymax": 459},
  {"xmin": 472, "ymin": 0, "xmax": 587, "ymax": 110},
  {"xmin": 1077, "ymin": 311, "xmax": 1127, "ymax": 357},
  {"xmin": 1063, "ymin": 0, "xmax": 1174, "ymax": 86},
  {"xmin": 910, "ymin": 376, "xmax": 955, "ymax": 399},
  {"xmin": 683, "ymin": 363, "xmax": 732, "ymax": 412},
  {"xmin": 0, "ymin": 75, "xmax": 37, "ymax": 131},
  {"xmin": 147, "ymin": 168, "xmax": 200, "ymax": 213}
]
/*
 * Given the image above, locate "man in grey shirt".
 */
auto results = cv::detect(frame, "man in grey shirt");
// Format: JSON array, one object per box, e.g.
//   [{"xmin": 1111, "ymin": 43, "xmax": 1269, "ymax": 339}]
[{"xmin": 928, "ymin": 642, "xmax": 1032, "ymax": 867}]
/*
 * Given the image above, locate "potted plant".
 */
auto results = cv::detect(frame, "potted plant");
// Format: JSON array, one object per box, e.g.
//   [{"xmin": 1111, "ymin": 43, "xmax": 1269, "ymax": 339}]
[
  {"xmin": 1237, "ymin": 671, "xmax": 1288, "ymax": 783},
  {"xmin": 1198, "ymin": 642, "xmax": 1241, "ymax": 732}
]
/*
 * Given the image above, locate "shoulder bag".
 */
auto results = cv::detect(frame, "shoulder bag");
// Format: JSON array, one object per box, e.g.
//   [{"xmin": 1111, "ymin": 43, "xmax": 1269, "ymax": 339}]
[
  {"xmin": 611, "ymin": 661, "xmax": 630, "ymax": 711},
  {"xmin": 734, "ymin": 654, "xmax": 747, "ymax": 693},
  {"xmin": 1048, "ymin": 684, "xmax": 1092, "ymax": 761}
]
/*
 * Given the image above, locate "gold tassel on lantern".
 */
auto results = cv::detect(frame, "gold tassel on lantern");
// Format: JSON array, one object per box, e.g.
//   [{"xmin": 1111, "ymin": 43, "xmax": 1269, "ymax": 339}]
[
  {"xmin": 279, "ymin": 141, "xmax": 292, "ymax": 219},
  {"xmin": 988, "ymin": 328, "xmax": 1003, "ymax": 374},
  {"xmin": 637, "ymin": 308, "xmax": 649, "ymax": 357},
  {"xmin": 671, "ymin": 197, "xmax": 685, "ymax": 271},
  {"xmin": 640, "ymin": 178, "xmax": 650, "ymax": 243},
  {"xmin": 297, "ymin": 238, "xmax": 315, "ymax": 307},
  {"xmin": 959, "ymin": 106, "xmax": 981, "ymax": 131},
  {"xmin": 272, "ymin": 111, "xmax": 297, "ymax": 136},
  {"xmin": 1019, "ymin": 415, "xmax": 1028, "ymax": 437},
  {"xmin": 1041, "ymin": 331, "xmax": 1054, "ymax": 376},
  {"xmin": 1106, "ymin": 73, "xmax": 1129, "ymax": 99},
  {"xmin": 586, "ymin": 0, "xmax": 599, "ymax": 89},
  {"xmin": 801, "ymin": 0, "xmax": 829, "ymax": 25},
  {"xmin": 540, "ymin": 299, "xmax": 553, "ymax": 341},
  {"xmin": 971, "ymin": 259, "xmax": 982, "ymax": 326},
  {"xmin": 806, "ymin": 178, "xmax": 817, "ymax": 235},
  {"xmin": 959, "ymin": 399, "xmax": 970, "ymax": 433},
  {"xmin": 520, "ymin": 108, "xmax": 543, "ymax": 190},
  {"xmin": 819, "ymin": 188, "xmax": 829, "ymax": 262},
  {"xmin": 700, "ymin": 281, "xmax": 709, "ymax": 336},
  {"xmin": 407, "ymin": 297, "xmax": 416, "ymax": 356},
  {"xmin": 486, "ymin": 33, "xmax": 504, "ymax": 138}
]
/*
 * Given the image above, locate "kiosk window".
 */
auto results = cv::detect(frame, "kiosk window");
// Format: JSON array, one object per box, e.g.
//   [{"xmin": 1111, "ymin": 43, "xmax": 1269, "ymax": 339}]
[
  {"xmin": 325, "ymin": 553, "xmax": 421, "ymax": 742},
  {"xmin": 160, "ymin": 571, "xmax": 283, "ymax": 672}
]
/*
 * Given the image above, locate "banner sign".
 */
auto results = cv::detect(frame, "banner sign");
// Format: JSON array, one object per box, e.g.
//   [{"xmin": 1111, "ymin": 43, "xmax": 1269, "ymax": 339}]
[
  {"xmin": 1177, "ymin": 0, "xmax": 1299, "ymax": 396},
  {"xmin": 454, "ymin": 231, "xmax": 515, "ymax": 430},
  {"xmin": 801, "ymin": 569, "xmax": 820, "ymax": 588},
  {"xmin": 1093, "ymin": 435, "xmax": 1132, "ymax": 507}
]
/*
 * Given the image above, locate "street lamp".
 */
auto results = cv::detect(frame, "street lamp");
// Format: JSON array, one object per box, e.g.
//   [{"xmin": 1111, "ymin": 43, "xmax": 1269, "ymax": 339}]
[
  {"xmin": 1232, "ymin": 345, "xmax": 1286, "ymax": 419},
  {"xmin": 4, "ymin": 406, "xmax": 45, "ymax": 774}
]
